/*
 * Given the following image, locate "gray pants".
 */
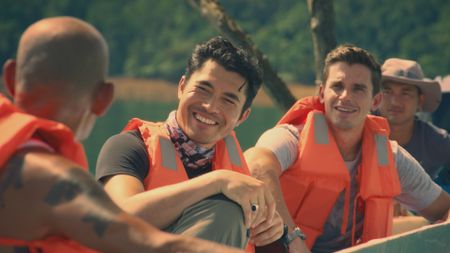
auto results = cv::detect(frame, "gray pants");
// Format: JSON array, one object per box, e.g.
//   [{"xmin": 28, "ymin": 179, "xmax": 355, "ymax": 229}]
[{"xmin": 165, "ymin": 194, "xmax": 248, "ymax": 249}]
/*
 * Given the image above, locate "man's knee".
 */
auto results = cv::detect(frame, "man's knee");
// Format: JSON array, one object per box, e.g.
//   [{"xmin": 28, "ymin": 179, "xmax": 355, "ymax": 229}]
[
  {"xmin": 205, "ymin": 194, "xmax": 246, "ymax": 235},
  {"xmin": 170, "ymin": 194, "xmax": 247, "ymax": 248}
]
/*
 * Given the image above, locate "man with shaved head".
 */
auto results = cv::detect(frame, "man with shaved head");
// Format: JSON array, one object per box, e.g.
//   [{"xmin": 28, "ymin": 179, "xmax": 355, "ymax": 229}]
[
  {"xmin": 0, "ymin": 16, "xmax": 244, "ymax": 253},
  {"xmin": 10, "ymin": 16, "xmax": 110, "ymax": 141}
]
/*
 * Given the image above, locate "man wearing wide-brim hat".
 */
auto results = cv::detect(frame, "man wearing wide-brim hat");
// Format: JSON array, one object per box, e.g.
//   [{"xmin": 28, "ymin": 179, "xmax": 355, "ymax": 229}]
[{"xmin": 379, "ymin": 58, "xmax": 450, "ymax": 191}]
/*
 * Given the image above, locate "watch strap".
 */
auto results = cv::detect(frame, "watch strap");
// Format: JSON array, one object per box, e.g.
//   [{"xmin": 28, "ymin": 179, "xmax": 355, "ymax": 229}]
[{"xmin": 282, "ymin": 225, "xmax": 306, "ymax": 248}]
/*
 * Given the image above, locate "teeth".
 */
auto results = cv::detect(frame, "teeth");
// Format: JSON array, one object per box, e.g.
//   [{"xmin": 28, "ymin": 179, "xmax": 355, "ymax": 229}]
[
  {"xmin": 195, "ymin": 114, "xmax": 216, "ymax": 125},
  {"xmin": 337, "ymin": 106, "xmax": 355, "ymax": 112}
]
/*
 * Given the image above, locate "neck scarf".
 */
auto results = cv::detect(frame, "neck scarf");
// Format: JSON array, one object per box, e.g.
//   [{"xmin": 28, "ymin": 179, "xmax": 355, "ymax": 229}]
[{"xmin": 165, "ymin": 111, "xmax": 215, "ymax": 171}]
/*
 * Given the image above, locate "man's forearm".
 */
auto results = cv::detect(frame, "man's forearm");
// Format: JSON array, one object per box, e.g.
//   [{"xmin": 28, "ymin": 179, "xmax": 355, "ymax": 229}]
[
  {"xmin": 121, "ymin": 172, "xmax": 222, "ymax": 229},
  {"xmin": 252, "ymin": 158, "xmax": 297, "ymax": 229},
  {"xmin": 245, "ymin": 148, "xmax": 310, "ymax": 253},
  {"xmin": 420, "ymin": 190, "xmax": 450, "ymax": 222},
  {"xmin": 245, "ymin": 148, "xmax": 296, "ymax": 228}
]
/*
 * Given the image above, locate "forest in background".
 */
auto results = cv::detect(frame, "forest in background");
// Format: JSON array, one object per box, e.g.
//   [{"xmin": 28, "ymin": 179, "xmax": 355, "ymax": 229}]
[
  {"xmin": 1, "ymin": 0, "xmax": 449, "ymax": 85},
  {"xmin": 2, "ymin": 0, "xmax": 449, "ymax": 168}
]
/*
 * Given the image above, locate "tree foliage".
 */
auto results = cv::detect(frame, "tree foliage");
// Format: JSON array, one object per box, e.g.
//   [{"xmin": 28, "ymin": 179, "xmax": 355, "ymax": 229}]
[{"xmin": 1, "ymin": 0, "xmax": 449, "ymax": 84}]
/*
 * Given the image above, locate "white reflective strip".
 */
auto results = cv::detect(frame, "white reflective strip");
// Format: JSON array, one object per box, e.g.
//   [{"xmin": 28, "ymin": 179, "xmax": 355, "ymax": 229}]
[
  {"xmin": 224, "ymin": 135, "xmax": 241, "ymax": 167},
  {"xmin": 313, "ymin": 113, "xmax": 329, "ymax": 144},
  {"xmin": 159, "ymin": 137, "xmax": 177, "ymax": 170},
  {"xmin": 375, "ymin": 134, "xmax": 388, "ymax": 166}
]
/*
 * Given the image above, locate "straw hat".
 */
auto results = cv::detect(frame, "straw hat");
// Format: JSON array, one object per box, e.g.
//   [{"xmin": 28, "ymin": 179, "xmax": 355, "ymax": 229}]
[{"xmin": 382, "ymin": 58, "xmax": 441, "ymax": 112}]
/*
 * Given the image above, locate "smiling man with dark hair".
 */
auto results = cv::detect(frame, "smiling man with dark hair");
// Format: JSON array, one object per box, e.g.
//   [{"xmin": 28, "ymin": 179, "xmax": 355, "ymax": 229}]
[{"xmin": 96, "ymin": 36, "xmax": 284, "ymax": 252}]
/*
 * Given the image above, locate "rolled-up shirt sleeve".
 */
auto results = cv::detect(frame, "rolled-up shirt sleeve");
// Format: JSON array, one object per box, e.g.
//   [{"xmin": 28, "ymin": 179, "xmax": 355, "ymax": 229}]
[{"xmin": 255, "ymin": 124, "xmax": 300, "ymax": 172}]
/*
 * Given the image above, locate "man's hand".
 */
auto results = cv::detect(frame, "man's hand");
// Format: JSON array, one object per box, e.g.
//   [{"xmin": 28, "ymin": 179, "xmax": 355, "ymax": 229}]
[
  {"xmin": 213, "ymin": 170, "xmax": 276, "ymax": 228},
  {"xmin": 249, "ymin": 211, "xmax": 283, "ymax": 246}
]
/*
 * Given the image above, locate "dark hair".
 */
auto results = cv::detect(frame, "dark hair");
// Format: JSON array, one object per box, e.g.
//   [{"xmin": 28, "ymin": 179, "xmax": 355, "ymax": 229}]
[
  {"xmin": 323, "ymin": 44, "xmax": 381, "ymax": 95},
  {"xmin": 185, "ymin": 36, "xmax": 262, "ymax": 114}
]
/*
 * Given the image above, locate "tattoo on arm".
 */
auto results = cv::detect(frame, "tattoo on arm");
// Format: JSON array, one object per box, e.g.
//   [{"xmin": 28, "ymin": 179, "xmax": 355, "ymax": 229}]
[
  {"xmin": 44, "ymin": 178, "xmax": 82, "ymax": 205},
  {"xmin": 0, "ymin": 157, "xmax": 24, "ymax": 208},
  {"xmin": 44, "ymin": 167, "xmax": 122, "ymax": 238},
  {"xmin": 43, "ymin": 167, "xmax": 120, "ymax": 210},
  {"xmin": 66, "ymin": 168, "xmax": 121, "ymax": 211},
  {"xmin": 81, "ymin": 214, "xmax": 109, "ymax": 237}
]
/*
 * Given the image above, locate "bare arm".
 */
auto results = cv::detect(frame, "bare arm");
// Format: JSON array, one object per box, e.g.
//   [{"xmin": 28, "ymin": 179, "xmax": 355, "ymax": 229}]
[
  {"xmin": 0, "ymin": 150, "xmax": 244, "ymax": 253},
  {"xmin": 103, "ymin": 172, "xmax": 221, "ymax": 229},
  {"xmin": 392, "ymin": 190, "xmax": 449, "ymax": 235},
  {"xmin": 393, "ymin": 143, "xmax": 450, "ymax": 222},
  {"xmin": 245, "ymin": 147, "xmax": 310, "ymax": 253},
  {"xmin": 419, "ymin": 190, "xmax": 450, "ymax": 222},
  {"xmin": 103, "ymin": 169, "xmax": 275, "ymax": 230}
]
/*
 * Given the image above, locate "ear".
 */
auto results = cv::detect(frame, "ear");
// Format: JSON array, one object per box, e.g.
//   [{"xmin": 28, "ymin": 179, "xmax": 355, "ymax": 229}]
[
  {"xmin": 91, "ymin": 81, "xmax": 114, "ymax": 116},
  {"xmin": 3, "ymin": 59, "xmax": 17, "ymax": 97},
  {"xmin": 318, "ymin": 84, "xmax": 325, "ymax": 103},
  {"xmin": 236, "ymin": 108, "xmax": 251, "ymax": 127},
  {"xmin": 371, "ymin": 92, "xmax": 383, "ymax": 111},
  {"xmin": 178, "ymin": 75, "xmax": 187, "ymax": 99}
]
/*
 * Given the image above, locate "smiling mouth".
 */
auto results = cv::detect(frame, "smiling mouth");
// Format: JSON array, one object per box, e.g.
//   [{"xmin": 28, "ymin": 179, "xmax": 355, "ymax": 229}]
[
  {"xmin": 335, "ymin": 106, "xmax": 357, "ymax": 113},
  {"xmin": 194, "ymin": 112, "xmax": 218, "ymax": 125}
]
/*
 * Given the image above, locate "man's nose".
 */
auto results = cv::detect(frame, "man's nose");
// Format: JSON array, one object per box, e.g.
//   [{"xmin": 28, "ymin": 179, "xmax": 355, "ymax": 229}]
[
  {"xmin": 339, "ymin": 89, "xmax": 351, "ymax": 100},
  {"xmin": 388, "ymin": 93, "xmax": 402, "ymax": 106},
  {"xmin": 202, "ymin": 97, "xmax": 220, "ymax": 113}
]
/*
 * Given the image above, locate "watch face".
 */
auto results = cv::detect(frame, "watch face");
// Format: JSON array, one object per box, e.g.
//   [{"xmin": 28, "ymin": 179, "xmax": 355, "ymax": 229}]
[
  {"xmin": 288, "ymin": 227, "xmax": 306, "ymax": 243},
  {"xmin": 293, "ymin": 227, "xmax": 306, "ymax": 240}
]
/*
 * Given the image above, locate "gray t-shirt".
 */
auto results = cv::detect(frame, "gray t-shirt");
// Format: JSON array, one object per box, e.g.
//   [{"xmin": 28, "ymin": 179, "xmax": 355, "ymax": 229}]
[
  {"xmin": 255, "ymin": 124, "xmax": 442, "ymax": 253},
  {"xmin": 404, "ymin": 118, "xmax": 450, "ymax": 179}
]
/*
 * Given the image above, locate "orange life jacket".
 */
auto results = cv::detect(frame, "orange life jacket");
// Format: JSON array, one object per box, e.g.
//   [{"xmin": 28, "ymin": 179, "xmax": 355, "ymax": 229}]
[
  {"xmin": 0, "ymin": 94, "xmax": 96, "ymax": 253},
  {"xmin": 124, "ymin": 118, "xmax": 255, "ymax": 252},
  {"xmin": 278, "ymin": 96, "xmax": 401, "ymax": 249}
]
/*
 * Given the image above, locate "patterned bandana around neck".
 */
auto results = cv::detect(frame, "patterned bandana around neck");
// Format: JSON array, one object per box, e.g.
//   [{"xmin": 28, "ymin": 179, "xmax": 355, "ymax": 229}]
[{"xmin": 165, "ymin": 111, "xmax": 215, "ymax": 170}]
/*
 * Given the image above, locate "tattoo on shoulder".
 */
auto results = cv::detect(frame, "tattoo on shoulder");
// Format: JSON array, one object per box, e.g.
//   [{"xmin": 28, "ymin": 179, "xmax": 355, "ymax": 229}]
[{"xmin": 0, "ymin": 157, "xmax": 25, "ymax": 208}]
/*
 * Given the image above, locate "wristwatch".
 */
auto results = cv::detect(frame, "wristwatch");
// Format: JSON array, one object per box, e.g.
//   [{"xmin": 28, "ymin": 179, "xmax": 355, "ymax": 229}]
[{"xmin": 282, "ymin": 224, "xmax": 306, "ymax": 248}]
